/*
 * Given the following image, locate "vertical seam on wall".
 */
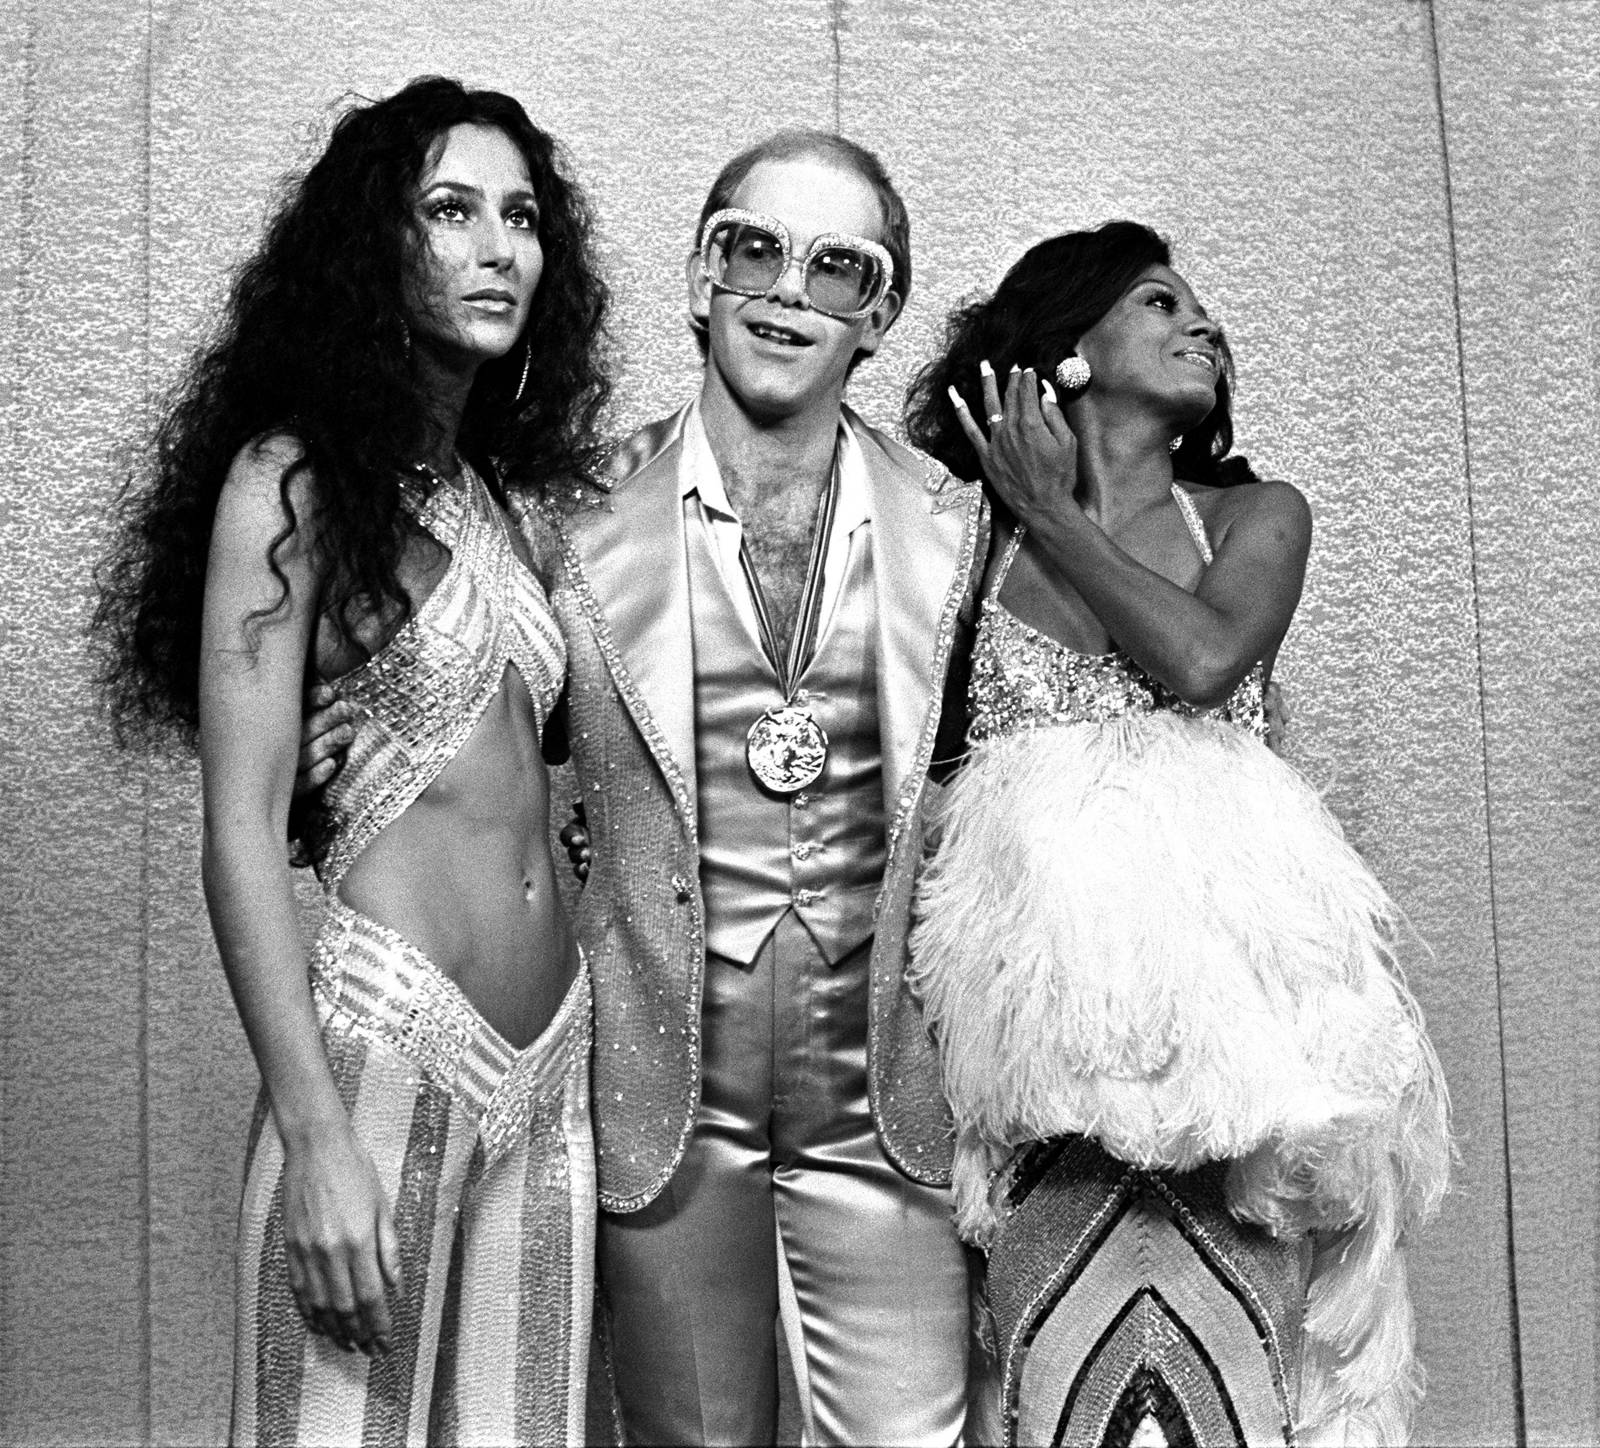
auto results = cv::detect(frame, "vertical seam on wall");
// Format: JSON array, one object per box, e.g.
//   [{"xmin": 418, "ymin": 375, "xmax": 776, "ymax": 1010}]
[
  {"xmin": 137, "ymin": 0, "xmax": 155, "ymax": 1438},
  {"xmin": 1424, "ymin": 3, "xmax": 1526, "ymax": 1441},
  {"xmin": 1, "ymin": 0, "xmax": 39, "ymax": 1385},
  {"xmin": 830, "ymin": 0, "xmax": 843, "ymax": 132}
]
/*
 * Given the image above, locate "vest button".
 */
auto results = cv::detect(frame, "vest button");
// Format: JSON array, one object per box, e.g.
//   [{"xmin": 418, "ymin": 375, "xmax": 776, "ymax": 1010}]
[
  {"xmin": 791, "ymin": 842, "xmax": 813, "ymax": 860},
  {"xmin": 792, "ymin": 792, "xmax": 811, "ymax": 809},
  {"xmin": 671, "ymin": 873, "xmax": 692, "ymax": 903},
  {"xmin": 793, "ymin": 887, "xmax": 821, "ymax": 906}
]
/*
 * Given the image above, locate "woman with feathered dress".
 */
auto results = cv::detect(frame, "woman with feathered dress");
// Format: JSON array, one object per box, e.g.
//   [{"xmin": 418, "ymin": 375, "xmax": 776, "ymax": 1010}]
[{"xmin": 904, "ymin": 222, "xmax": 1450, "ymax": 1448}]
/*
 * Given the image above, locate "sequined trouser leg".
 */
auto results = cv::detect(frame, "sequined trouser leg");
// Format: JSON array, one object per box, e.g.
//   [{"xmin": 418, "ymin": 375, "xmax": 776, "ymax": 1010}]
[
  {"xmin": 599, "ymin": 911, "xmax": 969, "ymax": 1446},
  {"xmin": 983, "ymin": 1137, "xmax": 1310, "ymax": 1448},
  {"xmin": 230, "ymin": 901, "xmax": 596, "ymax": 1448}
]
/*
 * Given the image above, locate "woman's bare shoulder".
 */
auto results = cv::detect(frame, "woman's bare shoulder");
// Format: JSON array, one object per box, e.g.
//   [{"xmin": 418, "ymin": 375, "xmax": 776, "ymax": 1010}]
[
  {"xmin": 1188, "ymin": 476, "xmax": 1310, "ymax": 536},
  {"xmin": 222, "ymin": 430, "xmax": 310, "ymax": 493},
  {"xmin": 216, "ymin": 432, "xmax": 318, "ymax": 521},
  {"xmin": 209, "ymin": 432, "xmax": 326, "ymax": 573}
]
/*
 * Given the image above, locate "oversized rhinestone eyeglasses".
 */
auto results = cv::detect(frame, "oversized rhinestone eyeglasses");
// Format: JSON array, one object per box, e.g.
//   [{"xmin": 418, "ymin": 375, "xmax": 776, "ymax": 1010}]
[{"xmin": 698, "ymin": 208, "xmax": 895, "ymax": 321}]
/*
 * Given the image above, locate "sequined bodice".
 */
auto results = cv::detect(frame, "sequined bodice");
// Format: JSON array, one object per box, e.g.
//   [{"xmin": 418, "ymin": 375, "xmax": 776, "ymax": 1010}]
[
  {"xmin": 968, "ymin": 488, "xmax": 1267, "ymax": 744},
  {"xmin": 319, "ymin": 465, "xmax": 566, "ymax": 889}
]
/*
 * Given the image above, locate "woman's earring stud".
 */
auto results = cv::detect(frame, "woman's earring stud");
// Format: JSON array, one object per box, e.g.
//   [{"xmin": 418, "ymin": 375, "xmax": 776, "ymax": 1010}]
[{"xmin": 1054, "ymin": 355, "xmax": 1091, "ymax": 393}]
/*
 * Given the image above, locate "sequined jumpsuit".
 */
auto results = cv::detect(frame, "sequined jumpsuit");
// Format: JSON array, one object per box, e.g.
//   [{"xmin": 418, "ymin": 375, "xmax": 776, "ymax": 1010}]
[
  {"xmin": 910, "ymin": 487, "xmax": 1449, "ymax": 1447},
  {"xmin": 230, "ymin": 467, "xmax": 595, "ymax": 1448}
]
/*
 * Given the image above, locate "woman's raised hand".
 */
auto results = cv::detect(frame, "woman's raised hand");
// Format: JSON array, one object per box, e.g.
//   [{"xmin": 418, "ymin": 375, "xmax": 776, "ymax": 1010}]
[
  {"xmin": 948, "ymin": 363, "xmax": 1079, "ymax": 526},
  {"xmin": 279, "ymin": 1123, "xmax": 402, "ymax": 1357}
]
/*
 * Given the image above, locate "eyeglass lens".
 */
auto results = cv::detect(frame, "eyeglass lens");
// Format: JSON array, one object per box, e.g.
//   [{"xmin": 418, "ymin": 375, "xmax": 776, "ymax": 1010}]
[{"xmin": 709, "ymin": 222, "xmax": 883, "ymax": 316}]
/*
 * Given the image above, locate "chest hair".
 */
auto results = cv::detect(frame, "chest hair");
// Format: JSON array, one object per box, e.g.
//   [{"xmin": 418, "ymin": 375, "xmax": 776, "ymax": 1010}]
[{"xmin": 730, "ymin": 465, "xmax": 831, "ymax": 667}]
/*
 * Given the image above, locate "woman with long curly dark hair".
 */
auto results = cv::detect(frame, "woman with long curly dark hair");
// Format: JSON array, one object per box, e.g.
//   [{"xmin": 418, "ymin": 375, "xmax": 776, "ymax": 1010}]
[
  {"xmin": 904, "ymin": 223, "xmax": 1449, "ymax": 1446},
  {"xmin": 93, "ymin": 77, "xmax": 609, "ymax": 1444}
]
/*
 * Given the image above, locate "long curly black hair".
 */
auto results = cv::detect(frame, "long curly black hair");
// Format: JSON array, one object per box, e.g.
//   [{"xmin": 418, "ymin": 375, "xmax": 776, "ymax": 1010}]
[
  {"xmin": 93, "ymin": 76, "xmax": 611, "ymax": 753},
  {"xmin": 905, "ymin": 220, "xmax": 1256, "ymax": 488}
]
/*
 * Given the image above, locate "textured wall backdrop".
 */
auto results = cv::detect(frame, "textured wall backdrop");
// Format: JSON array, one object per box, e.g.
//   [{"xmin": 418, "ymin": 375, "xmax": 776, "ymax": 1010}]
[{"xmin": 2, "ymin": 1, "xmax": 1595, "ymax": 1443}]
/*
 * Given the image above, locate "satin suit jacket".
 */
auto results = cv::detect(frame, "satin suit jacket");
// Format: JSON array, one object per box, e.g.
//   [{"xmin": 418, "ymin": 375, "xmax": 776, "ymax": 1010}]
[{"xmin": 544, "ymin": 402, "xmax": 984, "ymax": 1213}]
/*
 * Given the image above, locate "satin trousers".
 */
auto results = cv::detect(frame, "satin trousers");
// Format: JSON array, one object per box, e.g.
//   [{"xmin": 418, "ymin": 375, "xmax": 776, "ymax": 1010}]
[
  {"xmin": 599, "ymin": 911, "xmax": 969, "ymax": 1446},
  {"xmin": 231, "ymin": 901, "xmax": 596, "ymax": 1447}
]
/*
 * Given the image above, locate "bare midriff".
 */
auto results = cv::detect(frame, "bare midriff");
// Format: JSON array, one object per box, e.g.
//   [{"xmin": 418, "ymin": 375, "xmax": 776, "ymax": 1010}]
[{"xmin": 336, "ymin": 661, "xmax": 576, "ymax": 1051}]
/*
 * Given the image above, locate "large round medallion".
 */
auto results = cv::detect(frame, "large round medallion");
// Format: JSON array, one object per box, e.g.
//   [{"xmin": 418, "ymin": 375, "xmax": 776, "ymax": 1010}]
[{"xmin": 746, "ymin": 704, "xmax": 829, "ymax": 794}]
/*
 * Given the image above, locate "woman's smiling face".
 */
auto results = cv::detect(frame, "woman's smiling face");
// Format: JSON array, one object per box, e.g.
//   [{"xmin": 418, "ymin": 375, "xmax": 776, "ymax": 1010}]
[{"xmin": 1073, "ymin": 263, "xmax": 1226, "ymax": 427}]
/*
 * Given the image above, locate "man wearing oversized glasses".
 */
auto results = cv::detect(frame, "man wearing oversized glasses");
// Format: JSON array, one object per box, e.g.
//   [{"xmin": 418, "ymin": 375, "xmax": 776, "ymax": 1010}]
[{"xmin": 555, "ymin": 132, "xmax": 979, "ymax": 1443}]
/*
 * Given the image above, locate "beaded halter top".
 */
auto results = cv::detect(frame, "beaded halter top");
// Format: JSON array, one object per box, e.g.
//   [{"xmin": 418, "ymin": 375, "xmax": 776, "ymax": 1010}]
[
  {"xmin": 968, "ymin": 484, "xmax": 1266, "ymax": 744},
  {"xmin": 318, "ymin": 463, "xmax": 566, "ymax": 891}
]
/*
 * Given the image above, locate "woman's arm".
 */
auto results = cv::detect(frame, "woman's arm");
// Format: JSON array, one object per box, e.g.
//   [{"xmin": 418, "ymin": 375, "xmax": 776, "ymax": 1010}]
[
  {"xmin": 955, "ymin": 368, "xmax": 1311, "ymax": 708},
  {"xmin": 1018, "ymin": 473, "xmax": 1309, "ymax": 707},
  {"xmin": 198, "ymin": 437, "xmax": 398, "ymax": 1356}
]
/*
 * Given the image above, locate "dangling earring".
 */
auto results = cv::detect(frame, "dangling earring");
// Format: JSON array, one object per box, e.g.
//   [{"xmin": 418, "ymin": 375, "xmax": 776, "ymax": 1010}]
[
  {"xmin": 1169, "ymin": 435, "xmax": 1183, "ymax": 453},
  {"xmin": 400, "ymin": 320, "xmax": 412, "ymax": 361},
  {"xmin": 1054, "ymin": 355, "xmax": 1091, "ymax": 393},
  {"xmin": 513, "ymin": 340, "xmax": 532, "ymax": 406}
]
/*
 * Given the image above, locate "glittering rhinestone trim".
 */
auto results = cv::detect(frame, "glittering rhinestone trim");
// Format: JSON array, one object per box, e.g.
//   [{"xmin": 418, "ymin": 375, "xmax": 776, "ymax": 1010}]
[
  {"xmin": 319, "ymin": 464, "xmax": 566, "ymax": 893},
  {"xmin": 870, "ymin": 478, "xmax": 983, "ymax": 1185},
  {"xmin": 310, "ymin": 902, "xmax": 591, "ymax": 1164},
  {"xmin": 883, "ymin": 485, "xmax": 984, "ymax": 869},
  {"xmin": 969, "ymin": 519, "xmax": 1266, "ymax": 745},
  {"xmin": 554, "ymin": 521, "xmax": 706, "ymax": 1214},
  {"xmin": 969, "ymin": 602, "xmax": 1267, "ymax": 743},
  {"xmin": 924, "ymin": 455, "xmax": 980, "ymax": 512},
  {"xmin": 555, "ymin": 525, "xmax": 699, "ymax": 850}
]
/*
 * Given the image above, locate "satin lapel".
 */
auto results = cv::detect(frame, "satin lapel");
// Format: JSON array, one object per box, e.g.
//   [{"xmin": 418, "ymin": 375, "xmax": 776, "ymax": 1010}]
[
  {"xmin": 562, "ymin": 409, "xmax": 698, "ymax": 824},
  {"xmin": 855, "ymin": 409, "xmax": 983, "ymax": 828}
]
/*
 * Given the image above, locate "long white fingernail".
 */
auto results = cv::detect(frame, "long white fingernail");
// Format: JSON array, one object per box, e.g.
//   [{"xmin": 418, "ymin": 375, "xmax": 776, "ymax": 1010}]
[
  {"xmin": 979, "ymin": 359, "xmax": 994, "ymax": 377},
  {"xmin": 1040, "ymin": 378, "xmax": 1058, "ymax": 405},
  {"xmin": 947, "ymin": 384, "xmax": 969, "ymax": 409}
]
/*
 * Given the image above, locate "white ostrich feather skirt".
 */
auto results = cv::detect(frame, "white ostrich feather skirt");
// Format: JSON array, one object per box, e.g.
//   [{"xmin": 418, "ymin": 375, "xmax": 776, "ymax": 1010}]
[{"xmin": 908, "ymin": 711, "xmax": 1445, "ymax": 1190}]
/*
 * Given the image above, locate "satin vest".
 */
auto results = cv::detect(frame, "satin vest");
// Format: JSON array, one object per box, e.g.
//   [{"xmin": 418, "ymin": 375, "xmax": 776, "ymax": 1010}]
[{"xmin": 685, "ymin": 500, "xmax": 887, "ymax": 966}]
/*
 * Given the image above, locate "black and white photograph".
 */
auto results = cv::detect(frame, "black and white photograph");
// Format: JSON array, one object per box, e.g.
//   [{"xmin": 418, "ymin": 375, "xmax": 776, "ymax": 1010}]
[{"xmin": 1, "ymin": 2, "xmax": 1593, "ymax": 1444}]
